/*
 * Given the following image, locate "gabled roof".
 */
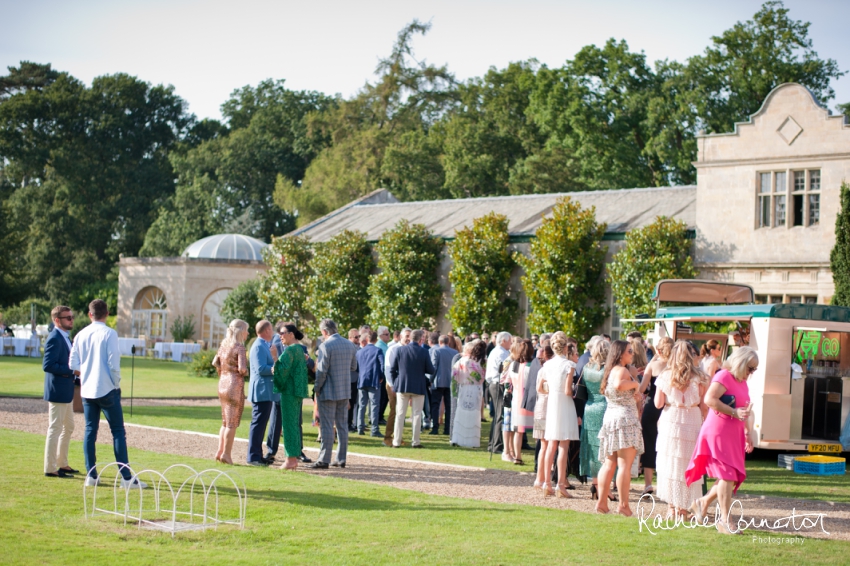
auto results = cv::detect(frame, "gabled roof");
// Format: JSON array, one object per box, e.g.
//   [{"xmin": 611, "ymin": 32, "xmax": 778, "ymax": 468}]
[{"xmin": 292, "ymin": 186, "xmax": 696, "ymax": 243}]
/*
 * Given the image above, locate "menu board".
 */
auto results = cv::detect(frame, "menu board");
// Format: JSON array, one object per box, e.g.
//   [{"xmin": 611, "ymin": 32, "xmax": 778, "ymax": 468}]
[{"xmin": 793, "ymin": 330, "xmax": 850, "ymax": 377}]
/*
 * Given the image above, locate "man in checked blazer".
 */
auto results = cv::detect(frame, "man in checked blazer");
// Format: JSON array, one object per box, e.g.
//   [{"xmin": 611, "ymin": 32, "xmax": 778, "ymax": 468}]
[{"xmin": 311, "ymin": 319, "xmax": 358, "ymax": 469}]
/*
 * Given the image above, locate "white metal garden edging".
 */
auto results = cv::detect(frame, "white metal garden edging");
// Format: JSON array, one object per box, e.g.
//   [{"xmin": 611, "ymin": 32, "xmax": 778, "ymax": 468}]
[{"xmin": 83, "ymin": 462, "xmax": 247, "ymax": 536}]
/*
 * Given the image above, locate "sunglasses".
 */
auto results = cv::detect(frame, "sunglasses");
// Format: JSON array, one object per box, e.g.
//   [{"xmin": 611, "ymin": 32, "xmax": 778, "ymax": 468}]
[
  {"xmin": 58, "ymin": 315, "xmax": 75, "ymax": 320},
  {"xmin": 626, "ymin": 349, "xmax": 634, "ymax": 354},
  {"xmin": 747, "ymin": 365, "xmax": 758, "ymax": 374}
]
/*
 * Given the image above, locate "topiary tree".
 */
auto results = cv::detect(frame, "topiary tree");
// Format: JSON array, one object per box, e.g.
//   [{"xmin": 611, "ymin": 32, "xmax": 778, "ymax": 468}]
[
  {"xmin": 830, "ymin": 181, "xmax": 850, "ymax": 306},
  {"xmin": 367, "ymin": 220, "xmax": 443, "ymax": 330},
  {"xmin": 306, "ymin": 230, "xmax": 373, "ymax": 331},
  {"xmin": 607, "ymin": 216, "xmax": 698, "ymax": 331},
  {"xmin": 221, "ymin": 278, "xmax": 262, "ymax": 336},
  {"xmin": 514, "ymin": 196, "xmax": 608, "ymax": 342},
  {"xmin": 257, "ymin": 234, "xmax": 314, "ymax": 331},
  {"xmin": 448, "ymin": 212, "xmax": 517, "ymax": 336}
]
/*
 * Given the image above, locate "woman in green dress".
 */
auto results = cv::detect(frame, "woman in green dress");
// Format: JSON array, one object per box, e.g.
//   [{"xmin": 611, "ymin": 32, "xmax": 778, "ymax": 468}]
[
  {"xmin": 272, "ymin": 324, "xmax": 310, "ymax": 470},
  {"xmin": 579, "ymin": 339, "xmax": 613, "ymax": 501}
]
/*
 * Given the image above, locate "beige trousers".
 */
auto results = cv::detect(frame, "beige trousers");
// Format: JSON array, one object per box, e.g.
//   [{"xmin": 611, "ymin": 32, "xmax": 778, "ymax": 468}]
[
  {"xmin": 44, "ymin": 402, "xmax": 75, "ymax": 473},
  {"xmin": 393, "ymin": 393, "xmax": 424, "ymax": 447}
]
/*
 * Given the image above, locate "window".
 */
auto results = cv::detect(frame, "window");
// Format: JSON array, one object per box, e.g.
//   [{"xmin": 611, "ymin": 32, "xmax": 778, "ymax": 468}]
[
  {"xmin": 202, "ymin": 289, "xmax": 231, "ymax": 349},
  {"xmin": 757, "ymin": 169, "xmax": 820, "ymax": 228},
  {"xmin": 610, "ymin": 296, "xmax": 622, "ymax": 340},
  {"xmin": 132, "ymin": 286, "xmax": 168, "ymax": 339}
]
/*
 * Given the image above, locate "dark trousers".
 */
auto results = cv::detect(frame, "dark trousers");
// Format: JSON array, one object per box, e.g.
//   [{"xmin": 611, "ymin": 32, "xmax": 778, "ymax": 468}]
[
  {"xmin": 248, "ymin": 400, "xmax": 273, "ymax": 463},
  {"xmin": 265, "ymin": 400, "xmax": 283, "ymax": 456},
  {"xmin": 488, "ymin": 382, "xmax": 504, "ymax": 453},
  {"xmin": 423, "ymin": 386, "xmax": 432, "ymax": 423},
  {"xmin": 429, "ymin": 387, "xmax": 451, "ymax": 434},
  {"xmin": 347, "ymin": 382, "xmax": 358, "ymax": 429},
  {"xmin": 83, "ymin": 388, "xmax": 131, "ymax": 480},
  {"xmin": 379, "ymin": 379, "xmax": 389, "ymax": 421}
]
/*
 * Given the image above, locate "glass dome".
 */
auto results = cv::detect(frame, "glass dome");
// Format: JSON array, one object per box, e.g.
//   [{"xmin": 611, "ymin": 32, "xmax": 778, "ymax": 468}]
[{"xmin": 182, "ymin": 234, "xmax": 267, "ymax": 261}]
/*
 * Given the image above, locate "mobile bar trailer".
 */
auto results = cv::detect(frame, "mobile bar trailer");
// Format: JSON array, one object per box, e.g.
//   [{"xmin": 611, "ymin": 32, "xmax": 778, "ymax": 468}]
[{"xmin": 622, "ymin": 279, "xmax": 850, "ymax": 454}]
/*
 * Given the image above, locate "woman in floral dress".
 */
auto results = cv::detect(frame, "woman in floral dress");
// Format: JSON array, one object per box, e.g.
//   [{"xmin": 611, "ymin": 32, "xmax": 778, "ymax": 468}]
[{"xmin": 451, "ymin": 341, "xmax": 486, "ymax": 448}]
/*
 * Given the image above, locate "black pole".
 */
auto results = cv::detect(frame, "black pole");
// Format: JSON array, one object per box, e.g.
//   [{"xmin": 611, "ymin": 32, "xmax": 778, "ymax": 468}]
[{"xmin": 130, "ymin": 345, "xmax": 136, "ymax": 417}]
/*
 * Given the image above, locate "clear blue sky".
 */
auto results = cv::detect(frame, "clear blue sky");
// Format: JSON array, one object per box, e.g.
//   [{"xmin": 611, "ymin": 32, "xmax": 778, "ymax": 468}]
[{"xmin": 2, "ymin": 0, "xmax": 848, "ymax": 121}]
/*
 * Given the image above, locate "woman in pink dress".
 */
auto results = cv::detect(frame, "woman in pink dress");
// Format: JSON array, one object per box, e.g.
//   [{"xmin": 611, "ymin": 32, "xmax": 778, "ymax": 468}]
[
  {"xmin": 501, "ymin": 340, "xmax": 535, "ymax": 465},
  {"xmin": 685, "ymin": 346, "xmax": 758, "ymax": 535}
]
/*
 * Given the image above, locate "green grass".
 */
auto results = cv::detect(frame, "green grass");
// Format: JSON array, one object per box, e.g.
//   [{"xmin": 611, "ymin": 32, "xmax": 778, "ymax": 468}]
[
  {"xmin": 0, "ymin": 356, "xmax": 218, "ymax": 398},
  {"xmin": 122, "ymin": 404, "xmax": 850, "ymax": 499},
  {"xmin": 2, "ymin": 427, "xmax": 847, "ymax": 565}
]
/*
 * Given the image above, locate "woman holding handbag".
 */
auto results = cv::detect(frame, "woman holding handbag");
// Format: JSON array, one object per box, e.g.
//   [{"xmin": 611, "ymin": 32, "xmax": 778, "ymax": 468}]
[{"xmin": 500, "ymin": 340, "xmax": 535, "ymax": 464}]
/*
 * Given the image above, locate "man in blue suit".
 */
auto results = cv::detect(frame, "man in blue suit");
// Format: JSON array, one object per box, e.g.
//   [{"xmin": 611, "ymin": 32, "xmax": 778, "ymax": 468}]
[
  {"xmin": 43, "ymin": 305, "xmax": 79, "ymax": 478},
  {"xmin": 390, "ymin": 329, "xmax": 435, "ymax": 448},
  {"xmin": 428, "ymin": 333, "xmax": 458, "ymax": 436},
  {"xmin": 247, "ymin": 320, "xmax": 278, "ymax": 466},
  {"xmin": 355, "ymin": 330, "xmax": 384, "ymax": 437}
]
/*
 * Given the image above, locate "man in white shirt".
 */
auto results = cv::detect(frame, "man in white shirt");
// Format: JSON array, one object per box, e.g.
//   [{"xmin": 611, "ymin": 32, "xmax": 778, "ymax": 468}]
[
  {"xmin": 486, "ymin": 332, "xmax": 512, "ymax": 456},
  {"xmin": 70, "ymin": 299, "xmax": 146, "ymax": 489}
]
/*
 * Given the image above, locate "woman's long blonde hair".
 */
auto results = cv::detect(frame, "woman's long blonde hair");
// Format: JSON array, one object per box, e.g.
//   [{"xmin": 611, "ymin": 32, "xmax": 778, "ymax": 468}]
[
  {"xmin": 587, "ymin": 339, "xmax": 610, "ymax": 369},
  {"xmin": 628, "ymin": 336, "xmax": 647, "ymax": 368},
  {"xmin": 655, "ymin": 337, "xmax": 674, "ymax": 361},
  {"xmin": 669, "ymin": 340, "xmax": 708, "ymax": 391},
  {"xmin": 220, "ymin": 319, "xmax": 248, "ymax": 349}
]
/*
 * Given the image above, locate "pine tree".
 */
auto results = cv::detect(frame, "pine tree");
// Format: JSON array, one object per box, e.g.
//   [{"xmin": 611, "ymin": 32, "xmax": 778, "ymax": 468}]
[{"xmin": 830, "ymin": 182, "xmax": 850, "ymax": 306}]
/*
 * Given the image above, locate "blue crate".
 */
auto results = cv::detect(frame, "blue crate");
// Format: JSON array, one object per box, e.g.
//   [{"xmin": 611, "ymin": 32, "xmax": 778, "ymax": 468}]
[{"xmin": 793, "ymin": 456, "xmax": 845, "ymax": 476}]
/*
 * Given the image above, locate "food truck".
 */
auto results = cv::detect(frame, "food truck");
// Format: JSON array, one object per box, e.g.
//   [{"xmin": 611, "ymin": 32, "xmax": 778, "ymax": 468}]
[{"xmin": 625, "ymin": 280, "xmax": 850, "ymax": 453}]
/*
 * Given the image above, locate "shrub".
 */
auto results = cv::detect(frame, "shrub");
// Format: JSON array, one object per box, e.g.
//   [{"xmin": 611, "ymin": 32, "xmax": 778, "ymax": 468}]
[
  {"xmin": 170, "ymin": 315, "xmax": 196, "ymax": 342},
  {"xmin": 448, "ymin": 212, "xmax": 517, "ymax": 336},
  {"xmin": 831, "ymin": 182, "xmax": 850, "ymax": 307},
  {"xmin": 190, "ymin": 349, "xmax": 218, "ymax": 378},
  {"xmin": 607, "ymin": 215, "xmax": 698, "ymax": 330},
  {"xmin": 257, "ymin": 234, "xmax": 314, "ymax": 331},
  {"xmin": 514, "ymin": 196, "xmax": 608, "ymax": 342},
  {"xmin": 306, "ymin": 230, "xmax": 373, "ymax": 331},
  {"xmin": 2, "ymin": 298, "xmax": 53, "ymax": 325},
  {"xmin": 221, "ymin": 278, "xmax": 262, "ymax": 336},
  {"xmin": 367, "ymin": 220, "xmax": 443, "ymax": 330}
]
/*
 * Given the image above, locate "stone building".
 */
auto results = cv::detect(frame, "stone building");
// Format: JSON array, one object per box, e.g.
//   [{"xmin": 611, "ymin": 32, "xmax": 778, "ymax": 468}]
[{"xmin": 117, "ymin": 234, "xmax": 268, "ymax": 346}]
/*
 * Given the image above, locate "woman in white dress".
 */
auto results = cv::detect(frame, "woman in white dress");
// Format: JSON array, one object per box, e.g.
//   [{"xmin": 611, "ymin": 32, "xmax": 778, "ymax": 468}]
[
  {"xmin": 699, "ymin": 339, "xmax": 721, "ymax": 376},
  {"xmin": 541, "ymin": 332, "xmax": 580, "ymax": 499},
  {"xmin": 450, "ymin": 340, "xmax": 486, "ymax": 448},
  {"xmin": 654, "ymin": 340, "xmax": 709, "ymax": 520}
]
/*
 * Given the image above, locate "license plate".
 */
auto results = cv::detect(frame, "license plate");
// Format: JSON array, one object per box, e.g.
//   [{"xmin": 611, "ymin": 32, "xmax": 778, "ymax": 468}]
[{"xmin": 808, "ymin": 443, "xmax": 842, "ymax": 453}]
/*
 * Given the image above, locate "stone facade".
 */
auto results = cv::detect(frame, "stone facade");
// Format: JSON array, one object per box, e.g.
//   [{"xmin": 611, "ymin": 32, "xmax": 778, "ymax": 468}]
[
  {"xmin": 117, "ymin": 257, "xmax": 266, "ymax": 343},
  {"xmin": 694, "ymin": 83, "xmax": 850, "ymax": 304}
]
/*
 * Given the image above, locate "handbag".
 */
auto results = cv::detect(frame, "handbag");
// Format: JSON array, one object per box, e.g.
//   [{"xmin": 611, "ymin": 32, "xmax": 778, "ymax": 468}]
[{"xmin": 572, "ymin": 371, "xmax": 588, "ymax": 402}]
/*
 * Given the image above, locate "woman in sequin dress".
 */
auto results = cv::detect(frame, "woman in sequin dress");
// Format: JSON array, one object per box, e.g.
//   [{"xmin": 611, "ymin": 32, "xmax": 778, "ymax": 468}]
[
  {"xmin": 596, "ymin": 340, "xmax": 644, "ymax": 516},
  {"xmin": 213, "ymin": 319, "xmax": 248, "ymax": 464}
]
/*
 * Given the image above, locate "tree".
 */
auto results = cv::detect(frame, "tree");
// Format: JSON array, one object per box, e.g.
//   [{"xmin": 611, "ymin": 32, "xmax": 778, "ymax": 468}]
[
  {"xmin": 256, "ymin": 235, "xmax": 314, "ymax": 329},
  {"xmin": 305, "ymin": 230, "xmax": 373, "ymax": 331},
  {"xmin": 514, "ymin": 197, "xmax": 607, "ymax": 341},
  {"xmin": 220, "ymin": 278, "xmax": 262, "ymax": 336},
  {"xmin": 367, "ymin": 220, "xmax": 443, "ymax": 329},
  {"xmin": 830, "ymin": 182, "xmax": 850, "ymax": 307},
  {"xmin": 448, "ymin": 212, "xmax": 517, "ymax": 335},
  {"xmin": 0, "ymin": 61, "xmax": 59, "ymax": 98},
  {"xmin": 606, "ymin": 216, "xmax": 698, "ymax": 329},
  {"xmin": 684, "ymin": 1, "xmax": 844, "ymax": 135}
]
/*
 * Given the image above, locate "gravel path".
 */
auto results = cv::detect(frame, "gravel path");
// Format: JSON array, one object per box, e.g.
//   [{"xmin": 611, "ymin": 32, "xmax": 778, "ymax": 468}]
[{"xmin": 2, "ymin": 397, "xmax": 847, "ymax": 540}]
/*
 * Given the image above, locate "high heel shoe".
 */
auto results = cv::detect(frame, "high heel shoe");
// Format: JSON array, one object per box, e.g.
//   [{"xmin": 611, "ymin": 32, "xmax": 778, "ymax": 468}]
[
  {"xmin": 590, "ymin": 485, "xmax": 599, "ymax": 500},
  {"xmin": 608, "ymin": 493, "xmax": 618, "ymax": 502},
  {"xmin": 557, "ymin": 487, "xmax": 572, "ymax": 499},
  {"xmin": 542, "ymin": 483, "xmax": 555, "ymax": 497}
]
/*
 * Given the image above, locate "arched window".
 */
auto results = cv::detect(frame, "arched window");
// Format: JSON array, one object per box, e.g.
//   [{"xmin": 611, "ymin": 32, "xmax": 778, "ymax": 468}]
[
  {"xmin": 132, "ymin": 287, "xmax": 168, "ymax": 339},
  {"xmin": 202, "ymin": 289, "xmax": 231, "ymax": 349}
]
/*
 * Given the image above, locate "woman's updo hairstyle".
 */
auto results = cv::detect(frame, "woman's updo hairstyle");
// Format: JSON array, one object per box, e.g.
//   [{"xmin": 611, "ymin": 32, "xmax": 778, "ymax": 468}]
[
  {"xmin": 656, "ymin": 336, "xmax": 674, "ymax": 360},
  {"xmin": 222, "ymin": 319, "xmax": 248, "ymax": 347},
  {"xmin": 550, "ymin": 331, "xmax": 568, "ymax": 355},
  {"xmin": 283, "ymin": 323, "xmax": 304, "ymax": 341}
]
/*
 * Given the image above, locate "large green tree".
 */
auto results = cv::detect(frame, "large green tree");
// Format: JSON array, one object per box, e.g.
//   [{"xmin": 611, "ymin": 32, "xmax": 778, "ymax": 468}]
[
  {"xmin": 305, "ymin": 230, "xmax": 373, "ymax": 331},
  {"xmin": 256, "ymin": 235, "xmax": 314, "ymax": 329},
  {"xmin": 830, "ymin": 182, "xmax": 850, "ymax": 307},
  {"xmin": 367, "ymin": 220, "xmax": 443, "ymax": 330},
  {"xmin": 606, "ymin": 216, "xmax": 698, "ymax": 330},
  {"xmin": 514, "ymin": 197, "xmax": 608, "ymax": 341},
  {"xmin": 448, "ymin": 212, "xmax": 517, "ymax": 335}
]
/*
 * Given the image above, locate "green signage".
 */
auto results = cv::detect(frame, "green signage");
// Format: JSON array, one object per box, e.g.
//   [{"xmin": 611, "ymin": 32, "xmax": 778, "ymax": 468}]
[{"xmin": 794, "ymin": 330, "xmax": 841, "ymax": 362}]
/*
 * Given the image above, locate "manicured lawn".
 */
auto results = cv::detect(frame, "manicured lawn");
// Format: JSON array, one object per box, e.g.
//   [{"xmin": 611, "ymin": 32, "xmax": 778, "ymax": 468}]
[
  {"xmin": 0, "ymin": 356, "xmax": 218, "ymax": 398},
  {"xmin": 1, "ymin": 428, "xmax": 846, "ymax": 565},
  {"xmin": 123, "ymin": 404, "xmax": 850, "ymax": 498}
]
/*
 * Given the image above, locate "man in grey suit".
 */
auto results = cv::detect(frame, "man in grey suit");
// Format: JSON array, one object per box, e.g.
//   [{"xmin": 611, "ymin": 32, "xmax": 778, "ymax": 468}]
[
  {"xmin": 428, "ymin": 333, "xmax": 458, "ymax": 436},
  {"xmin": 310, "ymin": 319, "xmax": 358, "ymax": 469},
  {"xmin": 390, "ymin": 329, "xmax": 435, "ymax": 448}
]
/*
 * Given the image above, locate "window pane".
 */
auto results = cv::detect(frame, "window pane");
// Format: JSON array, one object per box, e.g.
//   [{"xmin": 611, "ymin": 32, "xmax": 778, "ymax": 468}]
[
  {"xmin": 755, "ymin": 295, "xmax": 768, "ymax": 304},
  {"xmin": 759, "ymin": 172, "xmax": 771, "ymax": 193},
  {"xmin": 760, "ymin": 195, "xmax": 771, "ymax": 227},
  {"xmin": 775, "ymin": 195, "xmax": 786, "ymax": 226},
  {"xmin": 810, "ymin": 170, "xmax": 820, "ymax": 191},
  {"xmin": 770, "ymin": 295, "xmax": 783, "ymax": 304},
  {"xmin": 804, "ymin": 296, "xmax": 817, "ymax": 304},
  {"xmin": 793, "ymin": 171, "xmax": 805, "ymax": 191},
  {"xmin": 793, "ymin": 195, "xmax": 804, "ymax": 226},
  {"xmin": 790, "ymin": 296, "xmax": 802, "ymax": 303},
  {"xmin": 775, "ymin": 171, "xmax": 786, "ymax": 194},
  {"xmin": 809, "ymin": 194, "xmax": 820, "ymax": 225}
]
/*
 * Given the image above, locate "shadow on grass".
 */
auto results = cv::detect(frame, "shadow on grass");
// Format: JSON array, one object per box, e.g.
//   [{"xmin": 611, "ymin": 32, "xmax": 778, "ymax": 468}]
[{"xmin": 251, "ymin": 488, "xmax": 512, "ymax": 513}]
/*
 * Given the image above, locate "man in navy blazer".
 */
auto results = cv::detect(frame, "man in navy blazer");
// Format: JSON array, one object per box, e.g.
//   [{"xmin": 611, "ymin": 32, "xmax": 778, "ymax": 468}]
[
  {"xmin": 390, "ymin": 329, "xmax": 435, "ymax": 448},
  {"xmin": 247, "ymin": 320, "xmax": 279, "ymax": 465},
  {"xmin": 355, "ymin": 330, "xmax": 384, "ymax": 437},
  {"xmin": 43, "ymin": 305, "xmax": 79, "ymax": 478}
]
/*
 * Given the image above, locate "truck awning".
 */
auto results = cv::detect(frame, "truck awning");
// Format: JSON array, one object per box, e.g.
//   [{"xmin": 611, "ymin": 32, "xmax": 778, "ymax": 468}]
[{"xmin": 651, "ymin": 280, "xmax": 755, "ymax": 305}]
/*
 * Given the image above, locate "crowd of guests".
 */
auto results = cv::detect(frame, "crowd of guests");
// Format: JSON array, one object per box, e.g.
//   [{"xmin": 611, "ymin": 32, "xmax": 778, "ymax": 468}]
[{"xmin": 38, "ymin": 300, "xmax": 756, "ymax": 533}]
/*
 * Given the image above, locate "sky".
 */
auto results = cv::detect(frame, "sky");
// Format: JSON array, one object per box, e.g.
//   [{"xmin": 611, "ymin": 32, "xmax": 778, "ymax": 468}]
[{"xmin": 2, "ymin": 0, "xmax": 849, "ymax": 122}]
